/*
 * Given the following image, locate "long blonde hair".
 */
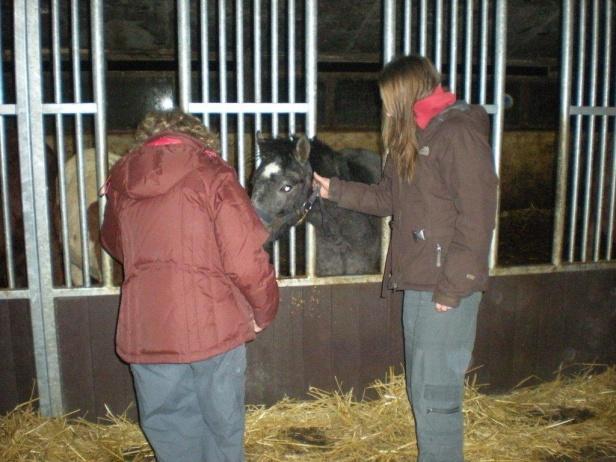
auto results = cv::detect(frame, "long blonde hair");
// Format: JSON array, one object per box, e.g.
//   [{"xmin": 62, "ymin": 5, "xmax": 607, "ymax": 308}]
[{"xmin": 379, "ymin": 55, "xmax": 441, "ymax": 181}]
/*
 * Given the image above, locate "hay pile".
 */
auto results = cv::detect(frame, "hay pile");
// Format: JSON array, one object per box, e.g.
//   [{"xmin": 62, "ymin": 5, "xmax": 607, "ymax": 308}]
[{"xmin": 1, "ymin": 367, "xmax": 615, "ymax": 461}]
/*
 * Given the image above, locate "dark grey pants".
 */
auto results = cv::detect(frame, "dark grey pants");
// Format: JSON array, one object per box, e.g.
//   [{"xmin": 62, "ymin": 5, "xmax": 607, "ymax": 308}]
[
  {"xmin": 403, "ymin": 290, "xmax": 480, "ymax": 462},
  {"xmin": 130, "ymin": 345, "xmax": 247, "ymax": 462}
]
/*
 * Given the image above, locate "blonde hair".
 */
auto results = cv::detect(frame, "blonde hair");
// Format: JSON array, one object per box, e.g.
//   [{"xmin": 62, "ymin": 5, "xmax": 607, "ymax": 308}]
[
  {"xmin": 135, "ymin": 110, "xmax": 219, "ymax": 151},
  {"xmin": 379, "ymin": 55, "xmax": 441, "ymax": 181}
]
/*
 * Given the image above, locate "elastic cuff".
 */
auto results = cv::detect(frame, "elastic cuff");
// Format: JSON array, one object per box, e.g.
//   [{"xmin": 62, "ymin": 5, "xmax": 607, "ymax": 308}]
[{"xmin": 432, "ymin": 291, "xmax": 460, "ymax": 308}]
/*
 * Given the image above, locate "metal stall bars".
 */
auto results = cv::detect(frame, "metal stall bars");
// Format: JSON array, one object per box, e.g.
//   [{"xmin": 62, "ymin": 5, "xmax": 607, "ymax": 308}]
[
  {"xmin": 554, "ymin": 0, "xmax": 615, "ymax": 268},
  {"xmin": 383, "ymin": 0, "xmax": 507, "ymax": 271},
  {"xmin": 4, "ymin": 0, "xmax": 109, "ymax": 416},
  {"xmin": 177, "ymin": 0, "xmax": 318, "ymax": 282}
]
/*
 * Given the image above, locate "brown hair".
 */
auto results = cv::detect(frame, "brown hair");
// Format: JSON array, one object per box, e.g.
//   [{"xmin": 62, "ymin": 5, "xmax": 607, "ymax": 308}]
[
  {"xmin": 134, "ymin": 110, "xmax": 219, "ymax": 151},
  {"xmin": 379, "ymin": 55, "xmax": 441, "ymax": 181}
]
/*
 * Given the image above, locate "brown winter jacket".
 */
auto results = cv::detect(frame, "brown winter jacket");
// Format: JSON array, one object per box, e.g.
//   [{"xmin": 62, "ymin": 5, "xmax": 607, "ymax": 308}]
[
  {"xmin": 100, "ymin": 132, "xmax": 279, "ymax": 364},
  {"xmin": 329, "ymin": 102, "xmax": 498, "ymax": 307}
]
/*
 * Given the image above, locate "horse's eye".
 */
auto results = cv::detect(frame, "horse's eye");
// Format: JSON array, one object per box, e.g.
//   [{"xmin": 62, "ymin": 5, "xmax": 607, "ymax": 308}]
[{"xmin": 280, "ymin": 184, "xmax": 293, "ymax": 193}]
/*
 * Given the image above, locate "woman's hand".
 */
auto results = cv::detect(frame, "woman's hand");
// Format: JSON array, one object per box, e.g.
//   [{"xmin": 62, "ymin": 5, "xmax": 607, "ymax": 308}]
[
  {"xmin": 253, "ymin": 320, "xmax": 263, "ymax": 333},
  {"xmin": 313, "ymin": 172, "xmax": 331, "ymax": 199}
]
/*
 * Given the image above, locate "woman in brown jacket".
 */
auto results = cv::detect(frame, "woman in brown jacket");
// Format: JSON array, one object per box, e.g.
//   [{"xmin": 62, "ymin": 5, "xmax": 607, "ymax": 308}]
[
  {"xmin": 314, "ymin": 55, "xmax": 498, "ymax": 462},
  {"xmin": 101, "ymin": 110, "xmax": 279, "ymax": 462}
]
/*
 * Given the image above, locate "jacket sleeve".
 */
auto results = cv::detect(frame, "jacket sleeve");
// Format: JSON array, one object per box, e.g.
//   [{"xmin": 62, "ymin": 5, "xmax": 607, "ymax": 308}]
[
  {"xmin": 212, "ymin": 169, "xmax": 279, "ymax": 329},
  {"xmin": 433, "ymin": 121, "xmax": 498, "ymax": 308},
  {"xmin": 100, "ymin": 186, "xmax": 124, "ymax": 263},
  {"xmin": 328, "ymin": 156, "xmax": 393, "ymax": 217}
]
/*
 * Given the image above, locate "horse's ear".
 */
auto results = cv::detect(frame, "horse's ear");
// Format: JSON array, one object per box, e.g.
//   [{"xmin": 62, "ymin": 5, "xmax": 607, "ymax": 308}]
[{"xmin": 294, "ymin": 135, "xmax": 311, "ymax": 164}]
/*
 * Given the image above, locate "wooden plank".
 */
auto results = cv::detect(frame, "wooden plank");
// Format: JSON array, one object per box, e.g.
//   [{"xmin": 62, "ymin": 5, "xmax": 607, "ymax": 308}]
[
  {"xmin": 246, "ymin": 302, "xmax": 276, "ymax": 404},
  {"xmin": 533, "ymin": 272, "xmax": 568, "ymax": 380},
  {"xmin": 9, "ymin": 300, "xmax": 37, "ymax": 405},
  {"xmin": 510, "ymin": 273, "xmax": 542, "ymax": 384},
  {"xmin": 270, "ymin": 286, "xmax": 305, "ymax": 399},
  {"xmin": 301, "ymin": 285, "xmax": 335, "ymax": 392},
  {"xmin": 88, "ymin": 296, "xmax": 135, "ymax": 418},
  {"xmin": 331, "ymin": 284, "xmax": 362, "ymax": 396},
  {"xmin": 473, "ymin": 276, "xmax": 518, "ymax": 391},
  {"xmin": 56, "ymin": 297, "xmax": 97, "ymax": 417},
  {"xmin": 0, "ymin": 300, "xmax": 18, "ymax": 414},
  {"xmin": 356, "ymin": 284, "xmax": 391, "ymax": 398}
]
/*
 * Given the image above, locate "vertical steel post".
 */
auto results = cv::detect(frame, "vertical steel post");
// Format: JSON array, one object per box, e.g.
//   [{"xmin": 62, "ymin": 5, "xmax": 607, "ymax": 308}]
[
  {"xmin": 488, "ymin": 0, "xmax": 507, "ymax": 269},
  {"xmin": 305, "ymin": 0, "xmax": 317, "ymax": 278},
  {"xmin": 236, "ymin": 0, "xmax": 246, "ymax": 185},
  {"xmin": 91, "ymin": 0, "xmax": 110, "ymax": 285},
  {"xmin": 178, "ymin": 0, "xmax": 191, "ymax": 113},
  {"xmin": 553, "ymin": 0, "xmax": 574, "ymax": 266},
  {"xmin": 288, "ymin": 0, "xmax": 297, "ymax": 276},
  {"xmin": 200, "ymin": 0, "xmax": 210, "ymax": 126},
  {"xmin": 15, "ymin": 0, "xmax": 63, "ymax": 415},
  {"xmin": 219, "ymin": 0, "xmax": 229, "ymax": 161}
]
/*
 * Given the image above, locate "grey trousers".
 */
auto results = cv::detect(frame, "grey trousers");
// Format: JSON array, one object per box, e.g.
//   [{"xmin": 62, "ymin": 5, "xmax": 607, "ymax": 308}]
[
  {"xmin": 403, "ymin": 290, "xmax": 480, "ymax": 462},
  {"xmin": 130, "ymin": 345, "xmax": 247, "ymax": 462}
]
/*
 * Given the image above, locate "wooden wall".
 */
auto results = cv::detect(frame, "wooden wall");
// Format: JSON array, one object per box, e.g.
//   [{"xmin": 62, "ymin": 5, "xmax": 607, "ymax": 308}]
[{"xmin": 1, "ymin": 269, "xmax": 615, "ymax": 418}]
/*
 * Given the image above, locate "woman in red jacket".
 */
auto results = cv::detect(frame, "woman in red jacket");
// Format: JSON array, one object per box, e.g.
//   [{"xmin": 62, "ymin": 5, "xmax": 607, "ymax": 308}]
[
  {"xmin": 101, "ymin": 110, "xmax": 279, "ymax": 462},
  {"xmin": 314, "ymin": 55, "xmax": 498, "ymax": 461}
]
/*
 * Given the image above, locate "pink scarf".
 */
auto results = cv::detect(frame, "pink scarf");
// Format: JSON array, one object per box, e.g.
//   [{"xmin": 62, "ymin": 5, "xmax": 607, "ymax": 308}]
[{"xmin": 413, "ymin": 85, "xmax": 456, "ymax": 129}]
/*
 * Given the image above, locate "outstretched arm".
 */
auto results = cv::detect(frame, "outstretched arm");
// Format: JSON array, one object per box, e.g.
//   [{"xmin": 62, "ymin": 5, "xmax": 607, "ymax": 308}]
[{"xmin": 313, "ymin": 157, "xmax": 393, "ymax": 217}]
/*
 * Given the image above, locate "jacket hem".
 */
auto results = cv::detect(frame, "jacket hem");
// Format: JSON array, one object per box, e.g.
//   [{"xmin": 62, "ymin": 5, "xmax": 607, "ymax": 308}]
[{"xmin": 117, "ymin": 334, "xmax": 255, "ymax": 365}]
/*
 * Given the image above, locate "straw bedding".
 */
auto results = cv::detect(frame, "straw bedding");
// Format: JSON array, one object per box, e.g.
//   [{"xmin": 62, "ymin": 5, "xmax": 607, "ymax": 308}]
[{"xmin": 1, "ymin": 366, "xmax": 614, "ymax": 461}]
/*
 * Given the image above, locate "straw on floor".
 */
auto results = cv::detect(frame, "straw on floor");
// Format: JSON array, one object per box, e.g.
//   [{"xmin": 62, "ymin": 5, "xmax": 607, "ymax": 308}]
[{"xmin": 1, "ymin": 366, "xmax": 614, "ymax": 461}]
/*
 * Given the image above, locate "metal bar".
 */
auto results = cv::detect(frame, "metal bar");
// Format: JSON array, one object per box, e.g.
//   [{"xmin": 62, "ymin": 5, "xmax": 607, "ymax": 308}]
[
  {"xmin": 275, "ymin": 260, "xmax": 616, "ymax": 286},
  {"xmin": 200, "ymin": 0, "xmax": 210, "ymax": 126},
  {"xmin": 449, "ymin": 0, "xmax": 459, "ymax": 93},
  {"xmin": 271, "ymin": 0, "xmax": 279, "ymax": 137},
  {"xmin": 288, "ymin": 0, "xmax": 297, "ymax": 277},
  {"xmin": 488, "ymin": 0, "xmax": 506, "ymax": 269},
  {"xmin": 434, "ymin": 0, "xmax": 443, "ymax": 70},
  {"xmin": 188, "ymin": 102, "xmax": 310, "ymax": 114},
  {"xmin": 607, "ymin": 106, "xmax": 616, "ymax": 259},
  {"xmin": 91, "ymin": 0, "xmax": 110, "ymax": 285},
  {"xmin": 16, "ymin": 0, "xmax": 63, "ymax": 415},
  {"xmin": 254, "ymin": 0, "xmax": 262, "ymax": 165},
  {"xmin": 70, "ymin": 0, "xmax": 91, "ymax": 286},
  {"xmin": 0, "ymin": 289, "xmax": 30, "ymax": 300},
  {"xmin": 593, "ymin": 0, "xmax": 611, "ymax": 261},
  {"xmin": 569, "ymin": 106, "xmax": 616, "ymax": 116},
  {"xmin": 403, "ymin": 0, "xmax": 412, "ymax": 55},
  {"xmin": 0, "ymin": 5, "xmax": 15, "ymax": 288},
  {"xmin": 51, "ymin": 0, "xmax": 71, "ymax": 287},
  {"xmin": 383, "ymin": 0, "xmax": 396, "ymax": 63},
  {"xmin": 567, "ymin": 0, "xmax": 587, "ymax": 261},
  {"xmin": 305, "ymin": 0, "xmax": 317, "ymax": 278},
  {"xmin": 580, "ymin": 0, "xmax": 600, "ymax": 261},
  {"xmin": 0, "ymin": 117, "xmax": 13, "ymax": 287},
  {"xmin": 463, "ymin": 0, "xmax": 473, "ymax": 102},
  {"xmin": 0, "ymin": 105, "xmax": 17, "ymax": 115},
  {"xmin": 41, "ymin": 102, "xmax": 98, "ymax": 114},
  {"xmin": 218, "ymin": 0, "xmax": 228, "ymax": 161},
  {"xmin": 419, "ymin": 0, "xmax": 427, "ymax": 56},
  {"xmin": 479, "ymin": 0, "xmax": 488, "ymax": 104},
  {"xmin": 553, "ymin": 0, "xmax": 574, "ymax": 267},
  {"xmin": 382, "ymin": 0, "xmax": 396, "ymax": 275},
  {"xmin": 236, "ymin": 0, "xmax": 245, "ymax": 186},
  {"xmin": 178, "ymin": 0, "xmax": 191, "ymax": 112}
]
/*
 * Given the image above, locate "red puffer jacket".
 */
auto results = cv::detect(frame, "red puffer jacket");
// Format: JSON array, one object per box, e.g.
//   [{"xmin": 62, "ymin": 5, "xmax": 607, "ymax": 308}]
[{"xmin": 100, "ymin": 132, "xmax": 279, "ymax": 364}]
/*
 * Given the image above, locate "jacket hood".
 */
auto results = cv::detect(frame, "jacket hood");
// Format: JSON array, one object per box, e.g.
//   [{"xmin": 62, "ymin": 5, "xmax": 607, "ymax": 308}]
[
  {"xmin": 430, "ymin": 101, "xmax": 490, "ymax": 138},
  {"xmin": 111, "ymin": 132, "xmax": 210, "ymax": 199}
]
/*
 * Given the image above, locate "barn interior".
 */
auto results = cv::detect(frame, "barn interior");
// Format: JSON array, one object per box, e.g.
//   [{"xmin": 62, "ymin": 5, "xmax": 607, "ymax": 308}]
[{"xmin": 0, "ymin": 2, "xmax": 615, "ymax": 459}]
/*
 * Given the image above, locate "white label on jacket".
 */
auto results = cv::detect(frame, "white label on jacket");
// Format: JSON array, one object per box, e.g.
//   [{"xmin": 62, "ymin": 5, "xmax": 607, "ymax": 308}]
[{"xmin": 419, "ymin": 146, "xmax": 430, "ymax": 156}]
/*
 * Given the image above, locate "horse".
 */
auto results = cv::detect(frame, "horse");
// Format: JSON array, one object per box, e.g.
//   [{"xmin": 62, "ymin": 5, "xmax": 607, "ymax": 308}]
[{"xmin": 250, "ymin": 135, "xmax": 382, "ymax": 276}]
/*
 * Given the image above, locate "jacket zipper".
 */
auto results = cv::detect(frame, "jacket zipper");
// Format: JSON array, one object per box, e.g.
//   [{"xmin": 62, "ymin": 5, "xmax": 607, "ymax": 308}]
[
  {"xmin": 436, "ymin": 243, "xmax": 442, "ymax": 267},
  {"xmin": 427, "ymin": 406, "xmax": 460, "ymax": 414}
]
